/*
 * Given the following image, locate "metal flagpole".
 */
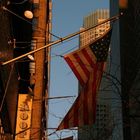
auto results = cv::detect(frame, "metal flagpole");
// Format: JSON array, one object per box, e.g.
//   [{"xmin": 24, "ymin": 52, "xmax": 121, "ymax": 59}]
[{"xmin": 1, "ymin": 13, "xmax": 122, "ymax": 66}]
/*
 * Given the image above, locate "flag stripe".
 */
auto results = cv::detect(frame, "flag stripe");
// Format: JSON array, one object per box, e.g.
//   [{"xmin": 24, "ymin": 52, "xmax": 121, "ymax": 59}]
[
  {"xmin": 74, "ymin": 96, "xmax": 79, "ymax": 126},
  {"xmin": 79, "ymin": 49, "xmax": 94, "ymax": 74},
  {"xmin": 80, "ymin": 48, "xmax": 93, "ymax": 67},
  {"xmin": 83, "ymin": 85, "xmax": 89, "ymax": 124},
  {"xmin": 88, "ymin": 70, "xmax": 95, "ymax": 124},
  {"xmin": 66, "ymin": 55, "xmax": 88, "ymax": 85},
  {"xmin": 73, "ymin": 52, "xmax": 90, "ymax": 83},
  {"xmin": 81, "ymin": 48, "xmax": 96, "ymax": 67},
  {"xmin": 65, "ymin": 47, "xmax": 97, "ymax": 86},
  {"xmin": 64, "ymin": 117, "xmax": 69, "ymax": 129},
  {"xmin": 69, "ymin": 54, "xmax": 88, "ymax": 83},
  {"xmin": 64, "ymin": 57, "xmax": 85, "ymax": 85},
  {"xmin": 78, "ymin": 90, "xmax": 84, "ymax": 126},
  {"xmin": 68, "ymin": 104, "xmax": 74, "ymax": 128},
  {"xmin": 73, "ymin": 53, "xmax": 90, "ymax": 79}
]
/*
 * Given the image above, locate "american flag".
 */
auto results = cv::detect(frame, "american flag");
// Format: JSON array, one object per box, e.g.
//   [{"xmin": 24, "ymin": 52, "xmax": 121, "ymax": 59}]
[{"xmin": 57, "ymin": 29, "xmax": 112, "ymax": 130}]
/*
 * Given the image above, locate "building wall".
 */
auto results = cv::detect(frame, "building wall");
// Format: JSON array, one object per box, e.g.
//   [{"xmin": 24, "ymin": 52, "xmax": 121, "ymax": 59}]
[
  {"xmin": 80, "ymin": 9, "xmax": 110, "ymax": 47},
  {"xmin": 83, "ymin": 9, "xmax": 109, "ymax": 28},
  {"xmin": 120, "ymin": 0, "xmax": 140, "ymax": 140},
  {"xmin": 109, "ymin": 1, "xmax": 124, "ymax": 140},
  {"xmin": 128, "ymin": 2, "xmax": 140, "ymax": 139},
  {"xmin": 0, "ymin": 0, "xmax": 19, "ymax": 135},
  {"xmin": 110, "ymin": 0, "xmax": 140, "ymax": 140}
]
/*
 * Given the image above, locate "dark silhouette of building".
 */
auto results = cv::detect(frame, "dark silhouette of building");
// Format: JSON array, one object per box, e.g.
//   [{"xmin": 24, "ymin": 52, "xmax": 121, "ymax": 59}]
[
  {"xmin": 0, "ymin": 0, "xmax": 33, "ymax": 138},
  {"xmin": 110, "ymin": 0, "xmax": 140, "ymax": 140},
  {"xmin": 0, "ymin": 0, "xmax": 52, "ymax": 139}
]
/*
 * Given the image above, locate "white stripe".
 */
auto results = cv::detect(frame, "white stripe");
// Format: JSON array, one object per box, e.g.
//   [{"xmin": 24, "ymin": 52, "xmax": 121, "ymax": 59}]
[
  {"xmin": 85, "ymin": 47, "xmax": 97, "ymax": 64},
  {"xmin": 79, "ymin": 50, "xmax": 92, "ymax": 73},
  {"xmin": 69, "ymin": 55, "xmax": 88, "ymax": 83}
]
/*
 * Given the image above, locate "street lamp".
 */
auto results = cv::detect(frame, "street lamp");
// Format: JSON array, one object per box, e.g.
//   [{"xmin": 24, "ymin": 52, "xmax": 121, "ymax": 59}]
[
  {"xmin": 6, "ymin": 0, "xmax": 33, "ymax": 19},
  {"xmin": 24, "ymin": 10, "xmax": 33, "ymax": 19},
  {"xmin": 27, "ymin": 55, "xmax": 34, "ymax": 61}
]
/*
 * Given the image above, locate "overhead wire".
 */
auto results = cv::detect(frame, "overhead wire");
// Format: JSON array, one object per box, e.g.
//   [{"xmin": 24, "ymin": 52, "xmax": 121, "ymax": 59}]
[
  {"xmin": 2, "ymin": 6, "xmax": 61, "ymax": 40},
  {"xmin": 9, "ymin": 0, "xmax": 28, "ymax": 5},
  {"xmin": 0, "ymin": 63, "xmax": 14, "ymax": 112},
  {"xmin": 51, "ymin": 35, "xmax": 79, "ymax": 50}
]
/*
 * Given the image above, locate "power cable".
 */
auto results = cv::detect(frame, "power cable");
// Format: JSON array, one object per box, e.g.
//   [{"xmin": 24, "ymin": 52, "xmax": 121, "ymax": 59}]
[
  {"xmin": 8, "ymin": 0, "xmax": 28, "ymax": 5},
  {"xmin": 0, "ymin": 63, "xmax": 14, "ymax": 112},
  {"xmin": 51, "ymin": 35, "xmax": 79, "ymax": 51}
]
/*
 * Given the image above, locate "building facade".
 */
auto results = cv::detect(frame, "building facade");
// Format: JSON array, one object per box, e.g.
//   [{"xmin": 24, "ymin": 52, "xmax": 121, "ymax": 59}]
[
  {"xmin": 0, "ymin": 0, "xmax": 19, "ymax": 139},
  {"xmin": 0, "ymin": 0, "xmax": 52, "ymax": 139},
  {"xmin": 110, "ymin": 0, "xmax": 140, "ymax": 140},
  {"xmin": 80, "ymin": 9, "xmax": 110, "ymax": 47},
  {"xmin": 78, "ymin": 9, "xmax": 115, "ymax": 140}
]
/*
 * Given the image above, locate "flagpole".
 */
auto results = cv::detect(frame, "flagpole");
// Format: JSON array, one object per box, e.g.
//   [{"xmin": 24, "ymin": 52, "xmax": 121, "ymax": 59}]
[
  {"xmin": 1, "ymin": 13, "xmax": 123, "ymax": 66},
  {"xmin": 33, "ymin": 95, "xmax": 76, "ymax": 101},
  {"xmin": 46, "ymin": 95, "xmax": 76, "ymax": 100}
]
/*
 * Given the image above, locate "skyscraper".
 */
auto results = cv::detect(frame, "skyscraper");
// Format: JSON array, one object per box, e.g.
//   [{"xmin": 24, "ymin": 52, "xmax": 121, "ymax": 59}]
[
  {"xmin": 80, "ymin": 9, "xmax": 110, "ymax": 47},
  {"xmin": 78, "ymin": 9, "xmax": 114, "ymax": 140}
]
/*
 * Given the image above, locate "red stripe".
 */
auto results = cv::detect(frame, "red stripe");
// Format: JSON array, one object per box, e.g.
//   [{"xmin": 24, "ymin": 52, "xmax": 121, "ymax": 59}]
[
  {"xmin": 73, "ymin": 95, "xmax": 79, "ymax": 126},
  {"xmin": 82, "ymin": 48, "xmax": 95, "ymax": 67},
  {"xmin": 91, "ymin": 63, "xmax": 104, "ymax": 123},
  {"xmin": 64, "ymin": 57, "xmax": 85, "ymax": 86},
  {"xmin": 63, "ymin": 116, "xmax": 69, "ymax": 129},
  {"xmin": 80, "ymin": 91, "xmax": 84, "ymax": 126},
  {"xmin": 83, "ymin": 84, "xmax": 89, "ymax": 124},
  {"xmin": 92, "ymin": 95, "xmax": 96, "ymax": 123},
  {"xmin": 73, "ymin": 53, "xmax": 90, "ymax": 80},
  {"xmin": 87, "ymin": 70, "xmax": 94, "ymax": 124}
]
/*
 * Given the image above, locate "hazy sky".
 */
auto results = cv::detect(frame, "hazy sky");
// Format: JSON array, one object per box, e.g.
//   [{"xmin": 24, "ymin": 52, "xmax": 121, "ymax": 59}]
[{"xmin": 48, "ymin": 0, "xmax": 109, "ymax": 139}]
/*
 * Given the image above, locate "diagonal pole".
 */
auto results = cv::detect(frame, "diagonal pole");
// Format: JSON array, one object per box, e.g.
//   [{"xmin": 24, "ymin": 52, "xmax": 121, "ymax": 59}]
[{"xmin": 1, "ymin": 13, "xmax": 122, "ymax": 66}]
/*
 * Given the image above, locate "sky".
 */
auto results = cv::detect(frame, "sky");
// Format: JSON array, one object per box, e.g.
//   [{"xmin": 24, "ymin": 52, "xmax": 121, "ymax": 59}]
[{"xmin": 48, "ymin": 0, "xmax": 109, "ymax": 139}]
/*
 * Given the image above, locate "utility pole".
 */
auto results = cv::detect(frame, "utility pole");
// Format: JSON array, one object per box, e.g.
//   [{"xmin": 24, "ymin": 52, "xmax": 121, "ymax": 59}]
[{"xmin": 31, "ymin": 0, "xmax": 49, "ymax": 139}]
